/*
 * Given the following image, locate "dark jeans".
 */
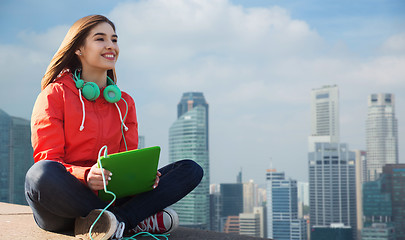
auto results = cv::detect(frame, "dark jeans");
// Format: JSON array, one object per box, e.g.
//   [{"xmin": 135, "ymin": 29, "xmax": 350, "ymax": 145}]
[{"xmin": 25, "ymin": 159, "xmax": 203, "ymax": 232}]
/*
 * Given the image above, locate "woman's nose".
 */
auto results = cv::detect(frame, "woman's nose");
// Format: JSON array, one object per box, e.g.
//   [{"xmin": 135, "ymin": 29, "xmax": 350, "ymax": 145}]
[{"xmin": 106, "ymin": 40, "xmax": 115, "ymax": 49}]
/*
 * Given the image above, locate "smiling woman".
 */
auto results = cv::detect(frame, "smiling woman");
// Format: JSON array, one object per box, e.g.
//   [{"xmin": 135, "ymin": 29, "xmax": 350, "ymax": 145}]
[
  {"xmin": 76, "ymin": 22, "xmax": 119, "ymax": 88},
  {"xmin": 41, "ymin": 15, "xmax": 118, "ymax": 91},
  {"xmin": 24, "ymin": 14, "xmax": 204, "ymax": 240}
]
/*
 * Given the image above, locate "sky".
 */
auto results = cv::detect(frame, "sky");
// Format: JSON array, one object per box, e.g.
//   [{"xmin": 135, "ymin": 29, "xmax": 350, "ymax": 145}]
[{"xmin": 1, "ymin": 0, "xmax": 404, "ymax": 185}]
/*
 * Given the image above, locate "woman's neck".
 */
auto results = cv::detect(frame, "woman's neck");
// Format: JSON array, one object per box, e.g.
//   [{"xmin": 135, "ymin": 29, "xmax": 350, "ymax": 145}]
[{"xmin": 80, "ymin": 68, "xmax": 108, "ymax": 88}]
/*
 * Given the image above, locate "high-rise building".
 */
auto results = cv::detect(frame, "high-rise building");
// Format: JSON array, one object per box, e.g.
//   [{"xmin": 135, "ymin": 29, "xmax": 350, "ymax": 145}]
[
  {"xmin": 219, "ymin": 183, "xmax": 244, "ymax": 232},
  {"xmin": 297, "ymin": 181, "xmax": 309, "ymax": 218},
  {"xmin": 243, "ymin": 179, "xmax": 257, "ymax": 213},
  {"xmin": 308, "ymin": 85, "xmax": 339, "ymax": 151},
  {"xmin": 0, "ymin": 109, "xmax": 34, "ymax": 205},
  {"xmin": 366, "ymin": 93, "xmax": 398, "ymax": 182},
  {"xmin": 308, "ymin": 142, "xmax": 357, "ymax": 238},
  {"xmin": 253, "ymin": 206, "xmax": 267, "ymax": 238},
  {"xmin": 209, "ymin": 192, "xmax": 220, "ymax": 232},
  {"xmin": 236, "ymin": 169, "xmax": 242, "ymax": 184},
  {"xmin": 239, "ymin": 212, "xmax": 260, "ymax": 237},
  {"xmin": 308, "ymin": 85, "xmax": 358, "ymax": 239},
  {"xmin": 169, "ymin": 92, "xmax": 210, "ymax": 229},
  {"xmin": 266, "ymin": 169, "xmax": 307, "ymax": 240},
  {"xmin": 220, "ymin": 184, "xmax": 244, "ymax": 218},
  {"xmin": 354, "ymin": 149, "xmax": 366, "ymax": 239},
  {"xmin": 382, "ymin": 164, "xmax": 405, "ymax": 240},
  {"xmin": 362, "ymin": 176, "xmax": 392, "ymax": 227}
]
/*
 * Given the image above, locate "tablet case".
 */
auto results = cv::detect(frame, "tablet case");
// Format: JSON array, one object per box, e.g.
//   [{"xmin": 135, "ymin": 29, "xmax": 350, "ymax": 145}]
[{"xmin": 98, "ymin": 146, "xmax": 161, "ymax": 201}]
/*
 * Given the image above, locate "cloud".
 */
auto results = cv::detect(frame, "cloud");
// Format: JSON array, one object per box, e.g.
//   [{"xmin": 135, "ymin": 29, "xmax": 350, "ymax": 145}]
[
  {"xmin": 0, "ymin": 25, "xmax": 68, "ymax": 118},
  {"xmin": 380, "ymin": 32, "xmax": 405, "ymax": 55},
  {"xmin": 109, "ymin": 0, "xmax": 405, "ymax": 183}
]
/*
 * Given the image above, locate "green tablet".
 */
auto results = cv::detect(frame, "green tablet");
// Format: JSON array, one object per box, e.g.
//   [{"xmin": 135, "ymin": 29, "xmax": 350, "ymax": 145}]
[{"xmin": 98, "ymin": 146, "xmax": 161, "ymax": 201}]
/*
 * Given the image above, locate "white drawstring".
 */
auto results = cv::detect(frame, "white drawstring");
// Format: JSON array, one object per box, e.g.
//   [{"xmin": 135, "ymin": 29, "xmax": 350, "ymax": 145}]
[
  {"xmin": 78, "ymin": 89, "xmax": 86, "ymax": 131},
  {"xmin": 115, "ymin": 102, "xmax": 129, "ymax": 131},
  {"xmin": 77, "ymin": 87, "xmax": 128, "ymax": 133}
]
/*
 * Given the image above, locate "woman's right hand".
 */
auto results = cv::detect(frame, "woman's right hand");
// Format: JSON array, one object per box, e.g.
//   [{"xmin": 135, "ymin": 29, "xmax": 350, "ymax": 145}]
[{"xmin": 86, "ymin": 163, "xmax": 112, "ymax": 191}]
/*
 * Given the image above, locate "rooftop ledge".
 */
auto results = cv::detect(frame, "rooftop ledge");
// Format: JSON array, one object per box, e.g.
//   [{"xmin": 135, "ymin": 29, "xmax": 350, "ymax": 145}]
[{"xmin": 0, "ymin": 202, "xmax": 270, "ymax": 240}]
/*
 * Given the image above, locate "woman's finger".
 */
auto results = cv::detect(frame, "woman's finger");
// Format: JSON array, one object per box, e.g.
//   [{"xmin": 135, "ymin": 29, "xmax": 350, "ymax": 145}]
[{"xmin": 153, "ymin": 175, "xmax": 160, "ymax": 189}]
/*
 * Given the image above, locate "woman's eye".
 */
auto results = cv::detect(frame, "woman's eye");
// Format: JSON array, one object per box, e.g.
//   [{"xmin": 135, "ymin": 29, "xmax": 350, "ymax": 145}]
[
  {"xmin": 96, "ymin": 38, "xmax": 104, "ymax": 41},
  {"xmin": 112, "ymin": 39, "xmax": 118, "ymax": 43}
]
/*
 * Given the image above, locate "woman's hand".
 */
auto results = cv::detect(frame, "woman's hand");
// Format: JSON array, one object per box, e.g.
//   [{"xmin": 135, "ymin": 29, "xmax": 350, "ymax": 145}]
[
  {"xmin": 87, "ymin": 163, "xmax": 112, "ymax": 191},
  {"xmin": 153, "ymin": 171, "xmax": 162, "ymax": 189}
]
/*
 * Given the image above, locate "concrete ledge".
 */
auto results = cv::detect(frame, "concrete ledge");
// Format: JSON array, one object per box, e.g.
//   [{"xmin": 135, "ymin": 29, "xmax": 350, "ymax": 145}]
[{"xmin": 0, "ymin": 202, "xmax": 269, "ymax": 239}]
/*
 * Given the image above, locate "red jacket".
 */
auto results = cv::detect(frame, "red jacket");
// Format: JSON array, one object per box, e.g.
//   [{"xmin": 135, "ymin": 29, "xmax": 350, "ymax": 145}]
[{"xmin": 31, "ymin": 71, "xmax": 138, "ymax": 184}]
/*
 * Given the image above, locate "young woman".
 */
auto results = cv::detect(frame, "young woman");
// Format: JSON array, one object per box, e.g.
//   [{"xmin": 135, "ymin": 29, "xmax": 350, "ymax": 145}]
[{"xmin": 25, "ymin": 15, "xmax": 203, "ymax": 240}]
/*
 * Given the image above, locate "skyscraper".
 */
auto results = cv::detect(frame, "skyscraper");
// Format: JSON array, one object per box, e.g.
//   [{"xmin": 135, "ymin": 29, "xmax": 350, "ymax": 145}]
[
  {"xmin": 169, "ymin": 92, "xmax": 210, "ymax": 229},
  {"xmin": 382, "ymin": 164, "xmax": 405, "ymax": 240},
  {"xmin": 366, "ymin": 93, "xmax": 398, "ymax": 182},
  {"xmin": 354, "ymin": 149, "xmax": 367, "ymax": 239},
  {"xmin": 309, "ymin": 143, "xmax": 357, "ymax": 238},
  {"xmin": 210, "ymin": 183, "xmax": 243, "ymax": 232},
  {"xmin": 243, "ymin": 179, "xmax": 257, "ymax": 213},
  {"xmin": 308, "ymin": 85, "xmax": 357, "ymax": 240},
  {"xmin": 266, "ymin": 169, "xmax": 307, "ymax": 240},
  {"xmin": 220, "ymin": 183, "xmax": 244, "ymax": 231},
  {"xmin": 0, "ymin": 109, "xmax": 34, "ymax": 205},
  {"xmin": 297, "ymin": 181, "xmax": 309, "ymax": 218},
  {"xmin": 308, "ymin": 85, "xmax": 339, "ymax": 151},
  {"xmin": 362, "ymin": 176, "xmax": 392, "ymax": 227}
]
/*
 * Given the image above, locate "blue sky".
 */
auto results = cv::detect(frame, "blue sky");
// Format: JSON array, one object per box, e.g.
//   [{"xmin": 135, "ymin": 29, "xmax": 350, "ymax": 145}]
[{"xmin": 1, "ymin": 0, "xmax": 404, "ymax": 185}]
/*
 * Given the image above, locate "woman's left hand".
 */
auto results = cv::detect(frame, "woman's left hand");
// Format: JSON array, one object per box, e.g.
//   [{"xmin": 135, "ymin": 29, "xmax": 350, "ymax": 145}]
[{"xmin": 153, "ymin": 171, "xmax": 161, "ymax": 189}]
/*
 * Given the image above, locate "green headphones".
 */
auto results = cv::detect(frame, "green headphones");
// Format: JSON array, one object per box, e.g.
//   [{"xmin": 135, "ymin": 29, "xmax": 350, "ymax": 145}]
[{"xmin": 73, "ymin": 69, "xmax": 121, "ymax": 103}]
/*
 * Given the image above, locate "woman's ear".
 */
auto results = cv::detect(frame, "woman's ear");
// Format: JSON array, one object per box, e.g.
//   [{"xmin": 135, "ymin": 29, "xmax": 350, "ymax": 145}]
[{"xmin": 75, "ymin": 50, "xmax": 82, "ymax": 56}]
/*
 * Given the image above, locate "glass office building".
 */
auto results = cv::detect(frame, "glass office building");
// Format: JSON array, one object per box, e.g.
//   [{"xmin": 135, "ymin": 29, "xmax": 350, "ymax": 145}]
[
  {"xmin": 266, "ymin": 169, "xmax": 307, "ymax": 240},
  {"xmin": 0, "ymin": 109, "xmax": 33, "ymax": 205},
  {"xmin": 382, "ymin": 164, "xmax": 405, "ymax": 240},
  {"xmin": 169, "ymin": 92, "xmax": 210, "ymax": 229},
  {"xmin": 220, "ymin": 183, "xmax": 243, "ymax": 219},
  {"xmin": 362, "ymin": 176, "xmax": 392, "ymax": 226},
  {"xmin": 309, "ymin": 142, "xmax": 357, "ymax": 239}
]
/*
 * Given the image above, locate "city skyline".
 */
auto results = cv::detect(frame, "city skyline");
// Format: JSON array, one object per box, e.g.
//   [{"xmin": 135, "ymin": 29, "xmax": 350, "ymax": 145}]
[{"xmin": 1, "ymin": 0, "xmax": 404, "ymax": 185}]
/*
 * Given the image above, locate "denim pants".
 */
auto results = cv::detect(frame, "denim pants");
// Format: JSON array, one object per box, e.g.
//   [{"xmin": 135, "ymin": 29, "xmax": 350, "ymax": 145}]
[{"xmin": 25, "ymin": 159, "xmax": 203, "ymax": 232}]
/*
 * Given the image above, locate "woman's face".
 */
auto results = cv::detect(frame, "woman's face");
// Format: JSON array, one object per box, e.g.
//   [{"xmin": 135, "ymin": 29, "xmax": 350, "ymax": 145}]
[{"xmin": 76, "ymin": 22, "xmax": 119, "ymax": 73}]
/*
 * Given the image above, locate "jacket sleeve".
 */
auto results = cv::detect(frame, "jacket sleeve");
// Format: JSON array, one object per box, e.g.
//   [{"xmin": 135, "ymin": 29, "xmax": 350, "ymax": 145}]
[
  {"xmin": 31, "ymin": 84, "xmax": 90, "ymax": 184},
  {"xmin": 120, "ymin": 93, "xmax": 139, "ymax": 152}
]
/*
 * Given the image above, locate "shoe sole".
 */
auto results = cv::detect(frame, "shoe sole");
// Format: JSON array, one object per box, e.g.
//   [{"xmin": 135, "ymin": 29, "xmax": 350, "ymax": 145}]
[
  {"xmin": 163, "ymin": 207, "xmax": 179, "ymax": 234},
  {"xmin": 74, "ymin": 209, "xmax": 118, "ymax": 240}
]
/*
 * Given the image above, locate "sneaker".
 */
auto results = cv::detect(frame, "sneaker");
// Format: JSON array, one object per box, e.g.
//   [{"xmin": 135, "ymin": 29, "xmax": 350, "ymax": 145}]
[
  {"xmin": 129, "ymin": 208, "xmax": 179, "ymax": 235},
  {"xmin": 75, "ymin": 209, "xmax": 124, "ymax": 240}
]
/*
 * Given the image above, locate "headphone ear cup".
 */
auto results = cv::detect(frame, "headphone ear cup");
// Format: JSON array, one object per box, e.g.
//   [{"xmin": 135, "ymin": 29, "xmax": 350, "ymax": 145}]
[
  {"xmin": 75, "ymin": 79, "xmax": 84, "ymax": 88},
  {"xmin": 103, "ymin": 85, "xmax": 122, "ymax": 103},
  {"xmin": 82, "ymin": 82, "xmax": 100, "ymax": 101}
]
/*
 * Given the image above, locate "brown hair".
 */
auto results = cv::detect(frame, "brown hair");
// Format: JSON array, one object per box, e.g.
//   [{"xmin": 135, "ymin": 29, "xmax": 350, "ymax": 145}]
[{"xmin": 41, "ymin": 15, "xmax": 117, "ymax": 90}]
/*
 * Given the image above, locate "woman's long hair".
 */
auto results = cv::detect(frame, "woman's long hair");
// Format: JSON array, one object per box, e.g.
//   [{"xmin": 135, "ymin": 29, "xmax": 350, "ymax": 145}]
[{"xmin": 41, "ymin": 15, "xmax": 117, "ymax": 90}]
